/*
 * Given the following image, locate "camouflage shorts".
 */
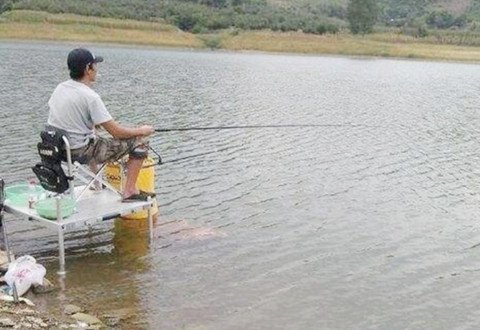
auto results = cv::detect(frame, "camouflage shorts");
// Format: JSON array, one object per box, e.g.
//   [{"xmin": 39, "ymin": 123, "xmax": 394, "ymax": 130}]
[{"xmin": 71, "ymin": 137, "xmax": 148, "ymax": 164}]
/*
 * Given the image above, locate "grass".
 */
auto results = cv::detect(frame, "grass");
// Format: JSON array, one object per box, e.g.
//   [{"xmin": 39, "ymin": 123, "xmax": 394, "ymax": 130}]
[
  {"xmin": 2, "ymin": 10, "xmax": 176, "ymax": 31},
  {"xmin": 0, "ymin": 10, "xmax": 203, "ymax": 48},
  {"xmin": 220, "ymin": 30, "xmax": 480, "ymax": 62},
  {"xmin": 3, "ymin": 10, "xmax": 480, "ymax": 62}
]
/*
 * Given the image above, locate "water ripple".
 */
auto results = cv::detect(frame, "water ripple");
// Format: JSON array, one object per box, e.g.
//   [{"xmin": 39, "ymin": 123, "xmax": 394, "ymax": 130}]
[{"xmin": 3, "ymin": 42, "xmax": 480, "ymax": 328}]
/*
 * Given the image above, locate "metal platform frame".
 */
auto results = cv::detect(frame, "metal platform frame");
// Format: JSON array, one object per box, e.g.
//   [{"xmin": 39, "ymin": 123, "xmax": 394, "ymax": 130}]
[
  {"xmin": 3, "ymin": 186, "xmax": 154, "ymax": 275},
  {"xmin": 3, "ymin": 128, "xmax": 156, "ymax": 275}
]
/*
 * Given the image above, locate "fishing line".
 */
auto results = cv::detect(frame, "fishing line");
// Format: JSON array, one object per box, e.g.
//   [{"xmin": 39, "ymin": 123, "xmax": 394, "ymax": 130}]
[
  {"xmin": 162, "ymin": 150, "xmax": 219, "ymax": 164},
  {"xmin": 147, "ymin": 144, "xmax": 231, "ymax": 165},
  {"xmin": 146, "ymin": 144, "xmax": 163, "ymax": 165},
  {"xmin": 151, "ymin": 123, "xmax": 371, "ymax": 164}
]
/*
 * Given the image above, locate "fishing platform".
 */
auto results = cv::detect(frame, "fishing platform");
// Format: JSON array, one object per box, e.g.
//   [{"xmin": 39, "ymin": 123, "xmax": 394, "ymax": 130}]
[
  {"xmin": 3, "ymin": 186, "xmax": 154, "ymax": 275},
  {"xmin": 1, "ymin": 126, "xmax": 156, "ymax": 275}
]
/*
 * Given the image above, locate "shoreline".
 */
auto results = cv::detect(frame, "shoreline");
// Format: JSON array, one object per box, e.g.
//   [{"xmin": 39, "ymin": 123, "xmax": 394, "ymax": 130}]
[
  {"xmin": 3, "ymin": 36, "xmax": 480, "ymax": 67},
  {"xmin": 0, "ymin": 37, "xmax": 480, "ymax": 65},
  {"xmin": 0, "ymin": 249, "xmax": 108, "ymax": 329},
  {"xmin": 2, "ymin": 10, "xmax": 480, "ymax": 64}
]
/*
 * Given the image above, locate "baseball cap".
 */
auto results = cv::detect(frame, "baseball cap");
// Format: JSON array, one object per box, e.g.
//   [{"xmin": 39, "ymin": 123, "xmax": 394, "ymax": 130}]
[{"xmin": 67, "ymin": 48, "xmax": 104, "ymax": 73}]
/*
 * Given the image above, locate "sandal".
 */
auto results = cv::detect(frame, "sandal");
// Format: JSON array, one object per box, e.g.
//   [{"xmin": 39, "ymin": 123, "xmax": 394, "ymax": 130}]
[{"xmin": 121, "ymin": 193, "xmax": 149, "ymax": 203}]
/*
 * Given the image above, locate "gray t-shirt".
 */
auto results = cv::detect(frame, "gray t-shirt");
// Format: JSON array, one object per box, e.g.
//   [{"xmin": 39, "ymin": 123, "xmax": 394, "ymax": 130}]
[{"xmin": 47, "ymin": 80, "xmax": 113, "ymax": 149}]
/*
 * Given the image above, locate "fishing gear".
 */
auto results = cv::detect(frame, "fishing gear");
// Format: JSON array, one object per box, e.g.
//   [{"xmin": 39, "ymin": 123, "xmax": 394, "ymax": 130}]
[
  {"xmin": 155, "ymin": 123, "xmax": 360, "ymax": 133},
  {"xmin": 146, "ymin": 144, "xmax": 162, "ymax": 165},
  {"xmin": 161, "ymin": 149, "xmax": 228, "ymax": 164},
  {"xmin": 146, "ymin": 145, "xmax": 227, "ymax": 166}
]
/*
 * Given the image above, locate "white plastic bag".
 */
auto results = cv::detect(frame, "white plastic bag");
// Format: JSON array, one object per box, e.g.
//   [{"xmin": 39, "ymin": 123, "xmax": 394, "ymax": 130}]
[{"xmin": 4, "ymin": 255, "xmax": 46, "ymax": 296}]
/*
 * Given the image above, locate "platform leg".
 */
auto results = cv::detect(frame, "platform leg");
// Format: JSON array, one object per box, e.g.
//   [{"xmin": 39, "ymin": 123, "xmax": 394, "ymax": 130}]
[
  {"xmin": 56, "ymin": 198, "xmax": 66, "ymax": 275},
  {"xmin": 1, "ymin": 217, "xmax": 12, "ymax": 263},
  {"xmin": 57, "ymin": 226, "xmax": 66, "ymax": 275},
  {"xmin": 148, "ymin": 198, "xmax": 153, "ymax": 244},
  {"xmin": 1, "ymin": 216, "xmax": 19, "ymax": 303}
]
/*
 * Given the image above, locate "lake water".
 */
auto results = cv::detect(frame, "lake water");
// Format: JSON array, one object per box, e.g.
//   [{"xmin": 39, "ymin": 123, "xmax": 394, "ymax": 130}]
[{"xmin": 1, "ymin": 41, "xmax": 480, "ymax": 329}]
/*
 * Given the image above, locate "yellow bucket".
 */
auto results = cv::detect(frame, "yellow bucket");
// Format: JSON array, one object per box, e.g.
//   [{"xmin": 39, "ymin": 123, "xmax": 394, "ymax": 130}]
[{"xmin": 106, "ymin": 157, "xmax": 159, "ymax": 220}]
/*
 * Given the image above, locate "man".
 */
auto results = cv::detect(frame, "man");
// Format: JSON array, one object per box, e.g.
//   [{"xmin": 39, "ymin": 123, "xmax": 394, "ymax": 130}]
[{"xmin": 47, "ymin": 48, "xmax": 155, "ymax": 202}]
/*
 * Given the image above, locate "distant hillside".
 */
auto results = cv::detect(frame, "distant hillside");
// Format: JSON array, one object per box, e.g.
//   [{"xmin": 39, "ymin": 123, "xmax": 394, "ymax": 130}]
[
  {"xmin": 2, "ymin": 0, "xmax": 480, "ymax": 35},
  {"xmin": 436, "ymin": 0, "xmax": 471, "ymax": 15},
  {"xmin": 267, "ymin": 0, "xmax": 480, "ymax": 27}
]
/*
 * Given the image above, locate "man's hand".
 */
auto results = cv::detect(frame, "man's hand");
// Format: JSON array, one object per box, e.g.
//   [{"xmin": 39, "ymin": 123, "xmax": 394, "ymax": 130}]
[
  {"xmin": 101, "ymin": 120, "xmax": 154, "ymax": 139},
  {"xmin": 138, "ymin": 125, "xmax": 154, "ymax": 136}
]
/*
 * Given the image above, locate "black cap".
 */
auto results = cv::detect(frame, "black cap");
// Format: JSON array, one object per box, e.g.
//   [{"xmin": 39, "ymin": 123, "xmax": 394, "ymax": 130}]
[{"xmin": 67, "ymin": 48, "xmax": 104, "ymax": 73}]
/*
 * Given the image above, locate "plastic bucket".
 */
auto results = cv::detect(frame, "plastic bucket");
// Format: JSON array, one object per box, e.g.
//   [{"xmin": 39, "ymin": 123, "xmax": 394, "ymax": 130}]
[
  {"xmin": 5, "ymin": 184, "xmax": 45, "ymax": 207},
  {"xmin": 35, "ymin": 197, "xmax": 75, "ymax": 220},
  {"xmin": 105, "ymin": 157, "xmax": 158, "ymax": 219}
]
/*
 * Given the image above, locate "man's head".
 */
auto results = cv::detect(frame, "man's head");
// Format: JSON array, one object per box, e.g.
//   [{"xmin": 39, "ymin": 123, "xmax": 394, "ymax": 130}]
[{"xmin": 67, "ymin": 48, "xmax": 104, "ymax": 81}]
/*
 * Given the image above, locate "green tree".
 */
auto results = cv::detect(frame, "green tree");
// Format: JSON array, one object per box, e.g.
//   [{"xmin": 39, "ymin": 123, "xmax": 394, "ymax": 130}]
[
  {"xmin": 347, "ymin": 0, "xmax": 379, "ymax": 34},
  {"xmin": 0, "ymin": 0, "xmax": 13, "ymax": 13}
]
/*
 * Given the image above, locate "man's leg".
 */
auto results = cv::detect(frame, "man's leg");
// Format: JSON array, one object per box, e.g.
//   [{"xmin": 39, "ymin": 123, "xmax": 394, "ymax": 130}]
[
  {"xmin": 88, "ymin": 161, "xmax": 98, "ymax": 173},
  {"xmin": 91, "ymin": 137, "xmax": 152, "ymax": 200},
  {"xmin": 88, "ymin": 160, "xmax": 103, "ymax": 190},
  {"xmin": 123, "ymin": 157, "xmax": 144, "ymax": 198}
]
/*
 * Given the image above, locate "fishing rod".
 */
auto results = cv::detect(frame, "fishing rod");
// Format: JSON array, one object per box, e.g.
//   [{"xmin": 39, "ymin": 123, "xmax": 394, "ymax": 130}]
[{"xmin": 155, "ymin": 123, "xmax": 363, "ymax": 133}]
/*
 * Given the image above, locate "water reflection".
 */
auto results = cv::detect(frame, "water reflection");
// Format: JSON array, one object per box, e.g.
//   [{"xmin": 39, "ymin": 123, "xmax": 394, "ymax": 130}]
[
  {"xmin": 34, "ymin": 218, "xmax": 153, "ymax": 327},
  {"xmin": 33, "ymin": 215, "xmax": 224, "ymax": 327},
  {"xmin": 113, "ymin": 218, "xmax": 153, "ymax": 267}
]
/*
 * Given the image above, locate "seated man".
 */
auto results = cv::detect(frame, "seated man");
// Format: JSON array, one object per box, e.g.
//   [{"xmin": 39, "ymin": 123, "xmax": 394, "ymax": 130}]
[{"xmin": 47, "ymin": 48, "xmax": 155, "ymax": 202}]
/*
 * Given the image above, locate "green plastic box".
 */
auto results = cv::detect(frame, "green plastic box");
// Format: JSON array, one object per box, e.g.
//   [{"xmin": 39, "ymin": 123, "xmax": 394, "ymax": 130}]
[
  {"xmin": 35, "ymin": 197, "xmax": 76, "ymax": 220},
  {"xmin": 5, "ymin": 184, "xmax": 45, "ymax": 207}
]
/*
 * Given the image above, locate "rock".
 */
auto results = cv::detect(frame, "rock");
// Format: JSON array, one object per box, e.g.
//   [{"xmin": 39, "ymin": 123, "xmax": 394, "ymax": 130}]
[
  {"xmin": 71, "ymin": 313, "xmax": 102, "ymax": 326},
  {"xmin": 86, "ymin": 325, "xmax": 102, "ymax": 330},
  {"xmin": 11, "ymin": 308, "xmax": 36, "ymax": 316},
  {"xmin": 25, "ymin": 316, "xmax": 48, "ymax": 328},
  {"xmin": 0, "ymin": 294, "xmax": 35, "ymax": 306},
  {"xmin": 159, "ymin": 220, "xmax": 226, "ymax": 240},
  {"xmin": 0, "ymin": 317, "xmax": 15, "ymax": 327},
  {"xmin": 64, "ymin": 304, "xmax": 82, "ymax": 315},
  {"xmin": 32, "ymin": 278, "xmax": 56, "ymax": 294},
  {"xmin": 102, "ymin": 307, "xmax": 135, "ymax": 320},
  {"xmin": 103, "ymin": 317, "xmax": 120, "ymax": 327},
  {"xmin": 101, "ymin": 307, "xmax": 136, "ymax": 327}
]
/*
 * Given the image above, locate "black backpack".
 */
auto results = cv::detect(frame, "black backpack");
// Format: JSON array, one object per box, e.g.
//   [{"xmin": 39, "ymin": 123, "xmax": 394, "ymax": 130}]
[{"xmin": 32, "ymin": 129, "xmax": 73, "ymax": 194}]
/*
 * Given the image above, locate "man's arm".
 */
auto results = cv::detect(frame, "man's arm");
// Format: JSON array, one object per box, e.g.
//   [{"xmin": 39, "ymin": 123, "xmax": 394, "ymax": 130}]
[{"xmin": 101, "ymin": 120, "xmax": 154, "ymax": 139}]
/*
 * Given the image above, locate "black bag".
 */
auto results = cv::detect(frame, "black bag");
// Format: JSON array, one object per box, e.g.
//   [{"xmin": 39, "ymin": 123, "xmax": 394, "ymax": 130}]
[
  {"xmin": 32, "ymin": 129, "xmax": 72, "ymax": 194},
  {"xmin": 32, "ymin": 163, "xmax": 70, "ymax": 194},
  {"xmin": 38, "ymin": 130, "xmax": 65, "ymax": 163}
]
